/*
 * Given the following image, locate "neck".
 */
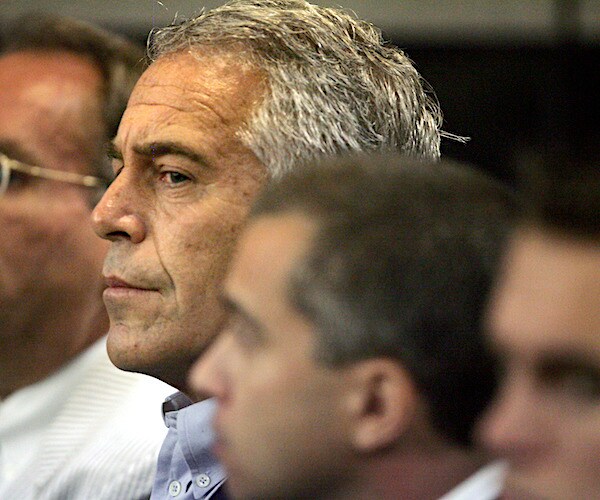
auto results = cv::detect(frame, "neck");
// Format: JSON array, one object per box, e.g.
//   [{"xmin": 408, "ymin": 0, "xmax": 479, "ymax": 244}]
[
  {"xmin": 0, "ymin": 306, "xmax": 108, "ymax": 399},
  {"xmin": 328, "ymin": 446, "xmax": 489, "ymax": 500}
]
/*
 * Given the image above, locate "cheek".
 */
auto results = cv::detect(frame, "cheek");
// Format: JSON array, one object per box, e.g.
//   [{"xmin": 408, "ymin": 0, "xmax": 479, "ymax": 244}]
[
  {"xmin": 225, "ymin": 361, "xmax": 348, "ymax": 496},
  {"xmin": 225, "ymin": 367, "xmax": 306, "ymax": 484},
  {"xmin": 228, "ymin": 356, "xmax": 299, "ymax": 419},
  {"xmin": 158, "ymin": 199, "xmax": 249, "ymax": 299},
  {"xmin": 0, "ymin": 211, "xmax": 48, "ymax": 298},
  {"xmin": 59, "ymin": 220, "xmax": 108, "ymax": 273},
  {"xmin": 524, "ymin": 411, "xmax": 600, "ymax": 498},
  {"xmin": 2, "ymin": 198, "xmax": 94, "ymax": 269},
  {"xmin": 0, "ymin": 198, "xmax": 105, "ymax": 300},
  {"xmin": 564, "ymin": 415, "xmax": 600, "ymax": 477},
  {"xmin": 230, "ymin": 357, "xmax": 336, "ymax": 441},
  {"xmin": 42, "ymin": 205, "xmax": 107, "ymax": 287}
]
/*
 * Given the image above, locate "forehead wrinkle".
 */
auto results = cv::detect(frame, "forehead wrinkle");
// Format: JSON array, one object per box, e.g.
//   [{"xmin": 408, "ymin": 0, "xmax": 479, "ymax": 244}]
[
  {"xmin": 186, "ymin": 73, "xmax": 260, "ymax": 128},
  {"xmin": 129, "ymin": 82, "xmax": 241, "ymax": 129},
  {"xmin": 144, "ymin": 50, "xmax": 264, "ymax": 124}
]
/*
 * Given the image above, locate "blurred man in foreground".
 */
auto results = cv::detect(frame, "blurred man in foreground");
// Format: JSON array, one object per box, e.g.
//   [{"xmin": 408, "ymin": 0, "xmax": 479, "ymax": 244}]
[
  {"xmin": 91, "ymin": 1, "xmax": 448, "ymax": 497},
  {"xmin": 0, "ymin": 15, "xmax": 172, "ymax": 499},
  {"xmin": 480, "ymin": 155, "xmax": 600, "ymax": 499},
  {"xmin": 190, "ymin": 154, "xmax": 516, "ymax": 499}
]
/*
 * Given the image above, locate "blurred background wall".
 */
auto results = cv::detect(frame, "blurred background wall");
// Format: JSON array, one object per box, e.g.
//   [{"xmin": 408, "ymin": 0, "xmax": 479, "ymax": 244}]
[{"xmin": 2, "ymin": 0, "xmax": 598, "ymax": 183}]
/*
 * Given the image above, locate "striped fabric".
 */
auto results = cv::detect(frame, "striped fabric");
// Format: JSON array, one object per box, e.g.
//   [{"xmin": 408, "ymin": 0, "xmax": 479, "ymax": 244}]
[{"xmin": 0, "ymin": 337, "xmax": 174, "ymax": 500}]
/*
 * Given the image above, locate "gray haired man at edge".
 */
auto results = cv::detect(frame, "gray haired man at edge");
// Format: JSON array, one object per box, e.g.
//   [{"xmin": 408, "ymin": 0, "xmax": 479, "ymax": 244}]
[
  {"xmin": 0, "ymin": 15, "xmax": 174, "ymax": 500},
  {"xmin": 91, "ymin": 1, "xmax": 447, "ymax": 498}
]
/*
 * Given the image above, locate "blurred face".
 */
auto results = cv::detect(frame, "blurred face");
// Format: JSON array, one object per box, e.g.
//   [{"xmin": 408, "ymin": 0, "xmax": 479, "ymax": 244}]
[
  {"xmin": 480, "ymin": 227, "xmax": 600, "ymax": 499},
  {"xmin": 0, "ymin": 51, "xmax": 108, "ymax": 358},
  {"xmin": 189, "ymin": 213, "xmax": 356, "ymax": 499},
  {"xmin": 92, "ymin": 51, "xmax": 267, "ymax": 388}
]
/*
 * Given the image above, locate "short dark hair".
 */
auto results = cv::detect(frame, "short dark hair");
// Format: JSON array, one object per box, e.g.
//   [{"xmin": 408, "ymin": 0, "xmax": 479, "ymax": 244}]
[
  {"xmin": 1, "ymin": 14, "xmax": 146, "ymax": 179},
  {"xmin": 515, "ymin": 148, "xmax": 599, "ymax": 238},
  {"xmin": 251, "ymin": 154, "xmax": 517, "ymax": 446}
]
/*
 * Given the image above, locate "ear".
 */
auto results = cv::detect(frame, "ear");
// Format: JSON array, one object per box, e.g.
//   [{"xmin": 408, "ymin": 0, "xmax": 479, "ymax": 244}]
[{"xmin": 345, "ymin": 358, "xmax": 417, "ymax": 452}]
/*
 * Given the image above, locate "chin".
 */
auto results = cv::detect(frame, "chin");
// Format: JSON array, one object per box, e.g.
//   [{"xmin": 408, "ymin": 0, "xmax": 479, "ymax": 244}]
[
  {"xmin": 105, "ymin": 327, "xmax": 151, "ymax": 373},
  {"xmin": 503, "ymin": 476, "xmax": 562, "ymax": 500}
]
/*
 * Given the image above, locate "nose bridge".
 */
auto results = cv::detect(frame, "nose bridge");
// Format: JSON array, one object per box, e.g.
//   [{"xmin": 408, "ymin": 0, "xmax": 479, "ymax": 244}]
[
  {"xmin": 91, "ymin": 166, "xmax": 146, "ymax": 243},
  {"xmin": 484, "ymin": 369, "xmax": 543, "ymax": 450}
]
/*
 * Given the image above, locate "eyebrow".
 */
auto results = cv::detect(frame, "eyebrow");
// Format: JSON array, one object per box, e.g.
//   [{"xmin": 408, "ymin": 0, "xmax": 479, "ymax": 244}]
[
  {"xmin": 105, "ymin": 141, "xmax": 209, "ymax": 168},
  {"xmin": 220, "ymin": 292, "xmax": 263, "ymax": 334},
  {"xmin": 135, "ymin": 141, "xmax": 207, "ymax": 166},
  {"xmin": 538, "ymin": 352, "xmax": 600, "ymax": 377}
]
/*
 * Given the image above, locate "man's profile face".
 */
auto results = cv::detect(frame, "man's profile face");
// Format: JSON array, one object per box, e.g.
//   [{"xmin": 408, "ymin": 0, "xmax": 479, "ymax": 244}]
[
  {"xmin": 92, "ymin": 51, "xmax": 268, "ymax": 388},
  {"xmin": 0, "ymin": 51, "xmax": 108, "ymax": 353},
  {"xmin": 188, "ymin": 213, "xmax": 356, "ymax": 499},
  {"xmin": 480, "ymin": 227, "xmax": 600, "ymax": 499}
]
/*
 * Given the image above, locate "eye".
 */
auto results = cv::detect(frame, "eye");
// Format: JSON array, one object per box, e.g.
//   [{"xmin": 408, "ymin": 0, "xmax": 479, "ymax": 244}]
[
  {"xmin": 539, "ymin": 362, "xmax": 600, "ymax": 403},
  {"xmin": 160, "ymin": 171, "xmax": 191, "ymax": 186},
  {"xmin": 226, "ymin": 314, "xmax": 264, "ymax": 351}
]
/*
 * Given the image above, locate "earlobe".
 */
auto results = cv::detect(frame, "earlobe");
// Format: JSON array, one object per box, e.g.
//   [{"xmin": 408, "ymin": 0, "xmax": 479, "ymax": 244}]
[{"xmin": 348, "ymin": 359, "xmax": 417, "ymax": 452}]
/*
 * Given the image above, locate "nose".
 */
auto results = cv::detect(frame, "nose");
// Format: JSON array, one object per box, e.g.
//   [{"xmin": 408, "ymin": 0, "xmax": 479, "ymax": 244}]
[
  {"xmin": 188, "ymin": 332, "xmax": 234, "ymax": 403},
  {"xmin": 478, "ymin": 374, "xmax": 549, "ymax": 467},
  {"xmin": 91, "ymin": 169, "xmax": 146, "ymax": 244}
]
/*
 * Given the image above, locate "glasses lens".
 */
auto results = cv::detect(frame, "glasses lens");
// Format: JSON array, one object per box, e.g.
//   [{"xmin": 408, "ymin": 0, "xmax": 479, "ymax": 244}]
[{"xmin": 0, "ymin": 159, "xmax": 9, "ymax": 196}]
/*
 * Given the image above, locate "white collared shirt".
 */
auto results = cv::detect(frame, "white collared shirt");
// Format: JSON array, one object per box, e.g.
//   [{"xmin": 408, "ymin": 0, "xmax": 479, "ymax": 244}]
[
  {"xmin": 438, "ymin": 461, "xmax": 507, "ymax": 500},
  {"xmin": 0, "ymin": 336, "xmax": 174, "ymax": 500},
  {"xmin": 0, "ymin": 339, "xmax": 103, "ymax": 484}
]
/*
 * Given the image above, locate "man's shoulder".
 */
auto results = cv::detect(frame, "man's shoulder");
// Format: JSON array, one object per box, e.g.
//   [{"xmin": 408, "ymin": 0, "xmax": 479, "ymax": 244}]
[{"xmin": 7, "ymin": 345, "xmax": 176, "ymax": 500}]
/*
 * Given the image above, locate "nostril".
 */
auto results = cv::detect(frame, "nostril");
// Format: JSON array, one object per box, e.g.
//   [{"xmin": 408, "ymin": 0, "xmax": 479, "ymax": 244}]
[
  {"xmin": 106, "ymin": 230, "xmax": 131, "ymax": 240},
  {"xmin": 91, "ymin": 205, "xmax": 146, "ymax": 243}
]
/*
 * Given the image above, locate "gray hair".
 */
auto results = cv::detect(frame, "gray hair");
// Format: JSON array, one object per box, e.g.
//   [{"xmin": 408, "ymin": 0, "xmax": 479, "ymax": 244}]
[{"xmin": 148, "ymin": 0, "xmax": 444, "ymax": 178}]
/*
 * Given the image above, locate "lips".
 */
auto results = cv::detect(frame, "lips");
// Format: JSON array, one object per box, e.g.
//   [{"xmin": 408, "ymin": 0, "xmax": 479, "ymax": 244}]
[
  {"xmin": 105, "ymin": 276, "xmax": 143, "ymax": 289},
  {"xmin": 103, "ymin": 275, "xmax": 159, "ymax": 293}
]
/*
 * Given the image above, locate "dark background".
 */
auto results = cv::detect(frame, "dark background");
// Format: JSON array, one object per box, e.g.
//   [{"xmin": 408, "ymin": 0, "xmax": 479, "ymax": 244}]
[
  {"xmin": 407, "ymin": 42, "xmax": 598, "ymax": 184},
  {"xmin": 2, "ymin": 0, "xmax": 598, "ymax": 185}
]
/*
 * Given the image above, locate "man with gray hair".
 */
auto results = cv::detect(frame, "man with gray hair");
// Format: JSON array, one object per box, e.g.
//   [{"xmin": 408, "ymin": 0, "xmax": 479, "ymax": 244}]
[
  {"xmin": 0, "ymin": 14, "xmax": 173, "ymax": 500},
  {"xmin": 92, "ymin": 1, "xmax": 445, "ymax": 498}
]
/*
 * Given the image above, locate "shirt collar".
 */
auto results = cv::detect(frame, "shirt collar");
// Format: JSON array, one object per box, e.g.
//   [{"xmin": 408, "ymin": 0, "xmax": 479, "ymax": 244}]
[
  {"xmin": 438, "ymin": 461, "xmax": 507, "ymax": 500},
  {"xmin": 162, "ymin": 391, "xmax": 194, "ymax": 417}
]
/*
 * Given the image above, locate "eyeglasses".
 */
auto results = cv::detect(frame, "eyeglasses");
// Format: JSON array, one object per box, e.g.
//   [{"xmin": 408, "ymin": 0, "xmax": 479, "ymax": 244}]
[{"xmin": 0, "ymin": 152, "xmax": 108, "ymax": 199}]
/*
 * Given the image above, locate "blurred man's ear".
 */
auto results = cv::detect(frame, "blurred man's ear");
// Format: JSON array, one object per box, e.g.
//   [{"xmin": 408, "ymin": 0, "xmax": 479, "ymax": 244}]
[{"xmin": 344, "ymin": 358, "xmax": 418, "ymax": 452}]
